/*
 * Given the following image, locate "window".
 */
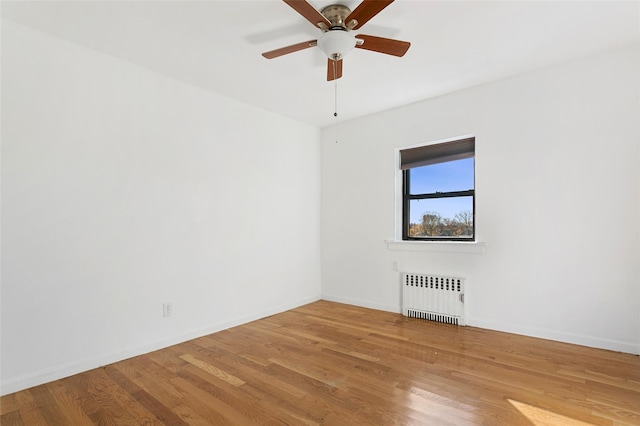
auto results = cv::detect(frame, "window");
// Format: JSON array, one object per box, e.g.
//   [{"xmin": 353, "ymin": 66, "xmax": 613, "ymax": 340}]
[{"xmin": 400, "ymin": 137, "xmax": 475, "ymax": 241}]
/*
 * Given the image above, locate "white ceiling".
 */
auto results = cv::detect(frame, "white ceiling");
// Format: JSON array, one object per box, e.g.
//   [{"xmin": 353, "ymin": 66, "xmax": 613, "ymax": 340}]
[{"xmin": 2, "ymin": 0, "xmax": 639, "ymax": 128}]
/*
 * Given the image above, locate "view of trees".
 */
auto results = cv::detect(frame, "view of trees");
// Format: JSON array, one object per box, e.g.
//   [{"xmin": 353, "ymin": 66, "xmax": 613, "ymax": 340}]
[{"xmin": 409, "ymin": 210, "xmax": 473, "ymax": 238}]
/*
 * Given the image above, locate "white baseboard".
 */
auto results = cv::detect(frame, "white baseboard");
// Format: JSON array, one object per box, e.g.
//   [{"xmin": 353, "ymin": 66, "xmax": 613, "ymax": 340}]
[
  {"xmin": 320, "ymin": 294, "xmax": 401, "ymax": 314},
  {"xmin": 4, "ymin": 295, "xmax": 636, "ymax": 396},
  {"xmin": 467, "ymin": 317, "xmax": 640, "ymax": 355},
  {"xmin": 0, "ymin": 295, "xmax": 321, "ymax": 396},
  {"xmin": 320, "ymin": 295, "xmax": 639, "ymax": 355}
]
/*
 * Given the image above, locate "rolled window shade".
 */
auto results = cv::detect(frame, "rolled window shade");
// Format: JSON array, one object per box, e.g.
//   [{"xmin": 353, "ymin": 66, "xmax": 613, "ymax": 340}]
[{"xmin": 400, "ymin": 137, "xmax": 474, "ymax": 170}]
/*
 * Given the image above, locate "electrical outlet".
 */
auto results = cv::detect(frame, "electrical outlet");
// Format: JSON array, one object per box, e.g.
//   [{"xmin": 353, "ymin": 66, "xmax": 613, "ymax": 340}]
[{"xmin": 163, "ymin": 303, "xmax": 172, "ymax": 317}]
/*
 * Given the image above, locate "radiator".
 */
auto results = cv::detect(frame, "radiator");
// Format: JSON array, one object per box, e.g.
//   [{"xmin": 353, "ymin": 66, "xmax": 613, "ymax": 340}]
[{"xmin": 402, "ymin": 273, "xmax": 465, "ymax": 326}]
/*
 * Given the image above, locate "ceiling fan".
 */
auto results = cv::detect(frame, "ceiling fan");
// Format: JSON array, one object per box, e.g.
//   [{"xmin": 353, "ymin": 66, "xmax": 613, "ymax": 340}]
[{"xmin": 262, "ymin": 0, "xmax": 411, "ymax": 81}]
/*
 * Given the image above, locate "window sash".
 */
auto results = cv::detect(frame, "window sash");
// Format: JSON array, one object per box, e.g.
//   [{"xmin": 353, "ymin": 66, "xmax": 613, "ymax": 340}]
[
  {"xmin": 406, "ymin": 189, "xmax": 474, "ymax": 200},
  {"xmin": 402, "ymin": 185, "xmax": 476, "ymax": 240}
]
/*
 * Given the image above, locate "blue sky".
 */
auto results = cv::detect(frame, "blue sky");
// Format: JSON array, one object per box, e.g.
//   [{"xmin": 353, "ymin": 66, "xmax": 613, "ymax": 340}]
[{"xmin": 409, "ymin": 158, "xmax": 474, "ymax": 223}]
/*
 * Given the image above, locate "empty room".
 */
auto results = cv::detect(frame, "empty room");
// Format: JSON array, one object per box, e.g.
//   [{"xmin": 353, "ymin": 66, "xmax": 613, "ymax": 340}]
[{"xmin": 1, "ymin": 0, "xmax": 639, "ymax": 424}]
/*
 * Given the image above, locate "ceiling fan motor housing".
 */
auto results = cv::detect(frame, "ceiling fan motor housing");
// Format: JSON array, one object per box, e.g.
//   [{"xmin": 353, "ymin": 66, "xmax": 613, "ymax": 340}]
[{"xmin": 320, "ymin": 4, "xmax": 353, "ymax": 29}]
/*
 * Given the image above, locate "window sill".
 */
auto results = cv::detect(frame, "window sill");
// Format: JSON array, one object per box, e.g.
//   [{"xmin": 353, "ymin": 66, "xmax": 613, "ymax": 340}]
[{"xmin": 385, "ymin": 240, "xmax": 486, "ymax": 253}]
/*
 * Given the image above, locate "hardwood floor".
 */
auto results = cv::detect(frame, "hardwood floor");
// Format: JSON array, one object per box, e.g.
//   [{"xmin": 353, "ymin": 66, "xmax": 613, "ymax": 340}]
[{"xmin": 1, "ymin": 300, "xmax": 639, "ymax": 425}]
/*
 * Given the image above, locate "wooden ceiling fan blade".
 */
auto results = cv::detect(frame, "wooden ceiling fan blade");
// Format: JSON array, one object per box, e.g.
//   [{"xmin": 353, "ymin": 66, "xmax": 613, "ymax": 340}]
[
  {"xmin": 327, "ymin": 59, "xmax": 343, "ymax": 81},
  {"xmin": 262, "ymin": 40, "xmax": 317, "ymax": 59},
  {"xmin": 283, "ymin": 0, "xmax": 331, "ymax": 29},
  {"xmin": 355, "ymin": 34, "xmax": 410, "ymax": 57},
  {"xmin": 346, "ymin": 0, "xmax": 394, "ymax": 30}
]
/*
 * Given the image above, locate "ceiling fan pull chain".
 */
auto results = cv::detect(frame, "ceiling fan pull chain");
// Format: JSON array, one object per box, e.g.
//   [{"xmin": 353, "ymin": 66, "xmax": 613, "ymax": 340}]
[
  {"xmin": 334, "ymin": 82, "xmax": 338, "ymax": 118},
  {"xmin": 333, "ymin": 60, "xmax": 338, "ymax": 118},
  {"xmin": 334, "ymin": 60, "xmax": 339, "ymax": 143}
]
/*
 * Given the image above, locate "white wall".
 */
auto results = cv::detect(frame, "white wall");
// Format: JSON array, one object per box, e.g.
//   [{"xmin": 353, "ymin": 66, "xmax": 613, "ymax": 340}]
[
  {"xmin": 1, "ymin": 21, "xmax": 322, "ymax": 395},
  {"xmin": 321, "ymin": 44, "xmax": 640, "ymax": 354},
  {"xmin": 1, "ymin": 18, "xmax": 638, "ymax": 399}
]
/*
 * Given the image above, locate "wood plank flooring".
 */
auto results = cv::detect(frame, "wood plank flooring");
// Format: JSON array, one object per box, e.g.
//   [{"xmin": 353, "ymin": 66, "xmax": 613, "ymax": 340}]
[{"xmin": 2, "ymin": 300, "xmax": 639, "ymax": 425}]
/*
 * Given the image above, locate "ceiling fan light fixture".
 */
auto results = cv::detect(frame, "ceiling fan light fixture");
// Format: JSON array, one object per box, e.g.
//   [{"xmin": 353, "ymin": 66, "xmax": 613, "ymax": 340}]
[{"xmin": 317, "ymin": 29, "xmax": 356, "ymax": 61}]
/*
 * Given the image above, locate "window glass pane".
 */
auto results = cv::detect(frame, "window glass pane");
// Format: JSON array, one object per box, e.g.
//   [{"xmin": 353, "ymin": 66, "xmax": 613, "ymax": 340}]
[
  {"xmin": 409, "ymin": 158, "xmax": 474, "ymax": 195},
  {"xmin": 408, "ymin": 197, "xmax": 473, "ymax": 238}
]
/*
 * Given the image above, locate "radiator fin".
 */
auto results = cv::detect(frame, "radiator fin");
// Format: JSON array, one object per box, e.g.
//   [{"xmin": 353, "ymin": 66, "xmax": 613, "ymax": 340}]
[{"xmin": 402, "ymin": 273, "xmax": 465, "ymax": 326}]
